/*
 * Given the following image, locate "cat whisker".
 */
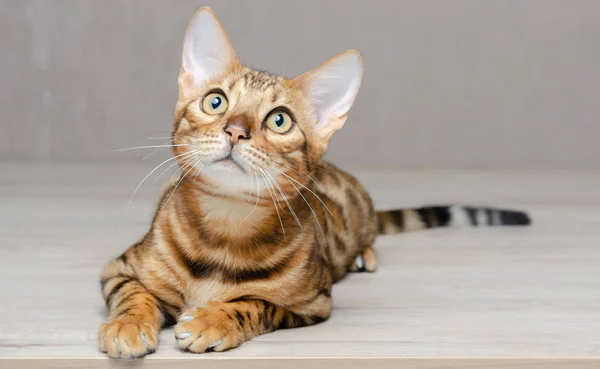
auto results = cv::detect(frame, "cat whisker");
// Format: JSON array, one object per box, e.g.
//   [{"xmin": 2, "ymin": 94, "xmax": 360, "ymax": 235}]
[
  {"xmin": 269, "ymin": 166, "xmax": 334, "ymax": 216},
  {"xmin": 271, "ymin": 160, "xmax": 331, "ymax": 197},
  {"xmin": 146, "ymin": 136, "xmax": 175, "ymax": 140},
  {"xmin": 153, "ymin": 157, "xmax": 185, "ymax": 183},
  {"xmin": 118, "ymin": 133, "xmax": 196, "ymax": 162},
  {"xmin": 268, "ymin": 173, "xmax": 289, "ymax": 214},
  {"xmin": 189, "ymin": 154, "xmax": 207, "ymax": 177},
  {"xmin": 143, "ymin": 147, "xmax": 167, "ymax": 161},
  {"xmin": 111, "ymin": 144, "xmax": 190, "ymax": 152},
  {"xmin": 192, "ymin": 157, "xmax": 205, "ymax": 181},
  {"xmin": 142, "ymin": 139, "xmax": 175, "ymax": 161},
  {"xmin": 272, "ymin": 161, "xmax": 339, "ymax": 213},
  {"xmin": 163, "ymin": 154, "xmax": 204, "ymax": 206},
  {"xmin": 276, "ymin": 166, "xmax": 327, "ymax": 244},
  {"xmin": 257, "ymin": 167, "xmax": 284, "ymax": 212},
  {"xmin": 163, "ymin": 165, "xmax": 186, "ymax": 197},
  {"xmin": 241, "ymin": 173, "xmax": 261, "ymax": 224},
  {"xmin": 128, "ymin": 150, "xmax": 200, "ymax": 206},
  {"xmin": 262, "ymin": 168, "xmax": 302, "ymax": 228},
  {"xmin": 162, "ymin": 166, "xmax": 189, "ymax": 205},
  {"xmin": 174, "ymin": 132, "xmax": 203, "ymax": 140},
  {"xmin": 147, "ymin": 130, "xmax": 203, "ymax": 140},
  {"xmin": 195, "ymin": 156, "xmax": 211, "ymax": 180},
  {"xmin": 143, "ymin": 133, "xmax": 218, "ymax": 161},
  {"xmin": 142, "ymin": 135, "xmax": 216, "ymax": 162},
  {"xmin": 259, "ymin": 168, "xmax": 283, "ymax": 213},
  {"xmin": 162, "ymin": 151, "xmax": 203, "ymax": 188},
  {"xmin": 259, "ymin": 168, "xmax": 285, "ymax": 238},
  {"xmin": 268, "ymin": 154, "xmax": 336, "ymax": 175}
]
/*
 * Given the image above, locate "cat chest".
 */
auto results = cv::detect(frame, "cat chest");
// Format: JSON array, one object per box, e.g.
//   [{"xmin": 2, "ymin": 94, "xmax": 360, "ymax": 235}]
[
  {"xmin": 182, "ymin": 272, "xmax": 299, "ymax": 309},
  {"xmin": 184, "ymin": 279, "xmax": 238, "ymax": 308}
]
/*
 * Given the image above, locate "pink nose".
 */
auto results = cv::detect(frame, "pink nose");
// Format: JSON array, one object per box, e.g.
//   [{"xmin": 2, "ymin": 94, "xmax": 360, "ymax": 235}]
[{"xmin": 224, "ymin": 115, "xmax": 251, "ymax": 144}]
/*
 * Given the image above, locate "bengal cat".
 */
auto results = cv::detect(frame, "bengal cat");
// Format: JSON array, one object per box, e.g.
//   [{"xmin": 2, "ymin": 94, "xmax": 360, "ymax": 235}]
[{"xmin": 98, "ymin": 7, "xmax": 531, "ymax": 359}]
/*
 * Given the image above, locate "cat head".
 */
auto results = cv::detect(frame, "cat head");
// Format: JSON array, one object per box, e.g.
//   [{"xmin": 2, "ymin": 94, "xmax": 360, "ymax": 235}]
[{"xmin": 172, "ymin": 7, "xmax": 363, "ymax": 201}]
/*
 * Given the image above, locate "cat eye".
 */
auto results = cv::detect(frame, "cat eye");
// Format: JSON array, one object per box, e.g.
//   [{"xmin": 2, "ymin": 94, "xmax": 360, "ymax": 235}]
[
  {"xmin": 201, "ymin": 91, "xmax": 228, "ymax": 115},
  {"xmin": 265, "ymin": 110, "xmax": 294, "ymax": 134}
]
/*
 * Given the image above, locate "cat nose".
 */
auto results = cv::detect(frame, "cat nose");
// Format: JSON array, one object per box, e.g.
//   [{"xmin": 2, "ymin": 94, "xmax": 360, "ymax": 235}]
[{"xmin": 224, "ymin": 115, "xmax": 251, "ymax": 144}]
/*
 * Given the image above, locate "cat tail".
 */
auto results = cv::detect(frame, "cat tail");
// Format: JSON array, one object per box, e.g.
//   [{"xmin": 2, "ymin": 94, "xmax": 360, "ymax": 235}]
[{"xmin": 376, "ymin": 205, "xmax": 531, "ymax": 235}]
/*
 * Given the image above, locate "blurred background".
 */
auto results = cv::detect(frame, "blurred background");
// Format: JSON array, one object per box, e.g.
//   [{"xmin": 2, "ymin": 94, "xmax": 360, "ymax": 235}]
[
  {"xmin": 2, "ymin": 0, "xmax": 599, "ymax": 169},
  {"xmin": 3, "ymin": 1, "xmax": 600, "ymax": 362}
]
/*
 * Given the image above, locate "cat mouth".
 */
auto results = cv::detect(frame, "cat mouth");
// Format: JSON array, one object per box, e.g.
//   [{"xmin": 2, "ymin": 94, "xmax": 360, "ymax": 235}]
[{"xmin": 213, "ymin": 155, "xmax": 246, "ymax": 173}]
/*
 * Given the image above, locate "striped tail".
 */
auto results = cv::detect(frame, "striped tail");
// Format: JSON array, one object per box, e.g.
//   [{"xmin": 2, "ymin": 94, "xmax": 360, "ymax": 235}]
[{"xmin": 377, "ymin": 205, "xmax": 531, "ymax": 235}]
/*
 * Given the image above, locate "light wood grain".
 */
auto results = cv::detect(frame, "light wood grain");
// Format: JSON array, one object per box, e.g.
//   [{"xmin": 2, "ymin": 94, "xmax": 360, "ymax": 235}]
[
  {"xmin": 3, "ymin": 358, "xmax": 600, "ymax": 369},
  {"xmin": 1, "ymin": 163, "xmax": 599, "ymax": 366}
]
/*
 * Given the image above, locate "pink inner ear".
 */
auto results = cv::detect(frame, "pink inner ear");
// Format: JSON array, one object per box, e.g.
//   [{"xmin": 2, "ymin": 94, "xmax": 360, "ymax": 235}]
[
  {"xmin": 182, "ymin": 8, "xmax": 239, "ymax": 88},
  {"xmin": 299, "ymin": 51, "xmax": 363, "ymax": 131}
]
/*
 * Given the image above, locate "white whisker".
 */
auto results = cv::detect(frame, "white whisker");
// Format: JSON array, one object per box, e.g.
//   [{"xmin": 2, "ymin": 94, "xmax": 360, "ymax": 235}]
[
  {"xmin": 195, "ymin": 156, "xmax": 210, "ymax": 180},
  {"xmin": 269, "ymin": 166, "xmax": 334, "ymax": 216},
  {"xmin": 276, "ymin": 166, "xmax": 326, "ymax": 244},
  {"xmin": 153, "ymin": 156, "xmax": 188, "ymax": 183},
  {"xmin": 263, "ymin": 168, "xmax": 302, "ymax": 228},
  {"xmin": 241, "ymin": 173, "xmax": 261, "ymax": 224},
  {"xmin": 192, "ymin": 158, "xmax": 206, "ymax": 181},
  {"xmin": 143, "ymin": 147, "xmax": 167, "ymax": 161},
  {"xmin": 268, "ymin": 154, "xmax": 336, "ymax": 175},
  {"xmin": 147, "ymin": 136, "xmax": 175, "ymax": 140},
  {"xmin": 163, "ymin": 154, "xmax": 203, "ymax": 206},
  {"xmin": 111, "ymin": 144, "xmax": 190, "ymax": 152},
  {"xmin": 142, "ymin": 139, "xmax": 174, "ymax": 161},
  {"xmin": 259, "ymin": 168, "xmax": 285, "ymax": 238},
  {"xmin": 272, "ymin": 160, "xmax": 331, "ymax": 196},
  {"xmin": 128, "ymin": 150, "xmax": 199, "ymax": 206}
]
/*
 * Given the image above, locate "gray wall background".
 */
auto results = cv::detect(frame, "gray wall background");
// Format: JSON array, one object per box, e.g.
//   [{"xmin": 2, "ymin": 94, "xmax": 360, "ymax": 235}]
[{"xmin": 2, "ymin": 0, "xmax": 599, "ymax": 169}]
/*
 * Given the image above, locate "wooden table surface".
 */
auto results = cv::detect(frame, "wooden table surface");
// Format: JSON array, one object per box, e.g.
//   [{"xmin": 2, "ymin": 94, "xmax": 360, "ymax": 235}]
[{"xmin": 1, "ymin": 163, "xmax": 599, "ymax": 367}]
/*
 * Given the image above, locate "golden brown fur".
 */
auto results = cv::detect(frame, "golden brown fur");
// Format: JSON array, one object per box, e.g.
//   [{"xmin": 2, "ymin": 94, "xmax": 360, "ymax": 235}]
[
  {"xmin": 98, "ymin": 7, "xmax": 530, "ymax": 359},
  {"xmin": 98, "ymin": 66, "xmax": 376, "ymax": 357}
]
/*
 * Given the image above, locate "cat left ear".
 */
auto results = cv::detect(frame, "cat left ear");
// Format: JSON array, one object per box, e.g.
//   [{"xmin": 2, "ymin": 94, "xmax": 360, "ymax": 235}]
[
  {"xmin": 180, "ymin": 7, "xmax": 239, "ymax": 96},
  {"xmin": 293, "ymin": 50, "xmax": 363, "ymax": 149}
]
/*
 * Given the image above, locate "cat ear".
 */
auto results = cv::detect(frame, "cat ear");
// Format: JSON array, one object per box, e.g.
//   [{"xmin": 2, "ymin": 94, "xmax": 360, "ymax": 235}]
[
  {"xmin": 181, "ymin": 7, "xmax": 239, "ymax": 92},
  {"xmin": 294, "ymin": 50, "xmax": 363, "ymax": 146}
]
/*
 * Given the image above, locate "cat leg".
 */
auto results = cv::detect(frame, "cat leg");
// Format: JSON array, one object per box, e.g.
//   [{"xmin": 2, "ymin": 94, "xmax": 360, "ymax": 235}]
[
  {"xmin": 97, "ymin": 258, "xmax": 164, "ymax": 359},
  {"xmin": 349, "ymin": 246, "xmax": 377, "ymax": 272},
  {"xmin": 174, "ymin": 295, "xmax": 331, "ymax": 353}
]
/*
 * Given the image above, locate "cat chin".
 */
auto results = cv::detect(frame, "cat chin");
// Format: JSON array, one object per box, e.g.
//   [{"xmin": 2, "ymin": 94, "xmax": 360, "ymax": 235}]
[{"xmin": 199, "ymin": 162, "xmax": 256, "ymax": 195}]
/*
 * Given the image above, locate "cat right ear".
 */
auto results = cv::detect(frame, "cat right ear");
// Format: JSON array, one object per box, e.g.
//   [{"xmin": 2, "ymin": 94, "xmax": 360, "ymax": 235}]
[
  {"xmin": 180, "ymin": 7, "xmax": 239, "ymax": 97},
  {"xmin": 292, "ymin": 50, "xmax": 364, "ymax": 153}
]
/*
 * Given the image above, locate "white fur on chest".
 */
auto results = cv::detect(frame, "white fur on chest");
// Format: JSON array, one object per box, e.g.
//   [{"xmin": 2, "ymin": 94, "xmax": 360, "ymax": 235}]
[
  {"xmin": 197, "ymin": 196, "xmax": 270, "ymax": 238},
  {"xmin": 199, "ymin": 195, "xmax": 262, "ymax": 221},
  {"xmin": 200, "ymin": 163, "xmax": 255, "ymax": 196}
]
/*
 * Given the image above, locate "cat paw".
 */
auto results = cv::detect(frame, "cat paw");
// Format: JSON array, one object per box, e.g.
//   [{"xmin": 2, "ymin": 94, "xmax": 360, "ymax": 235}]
[
  {"xmin": 349, "ymin": 247, "xmax": 377, "ymax": 272},
  {"xmin": 174, "ymin": 304, "xmax": 246, "ymax": 353},
  {"xmin": 98, "ymin": 318, "xmax": 158, "ymax": 359}
]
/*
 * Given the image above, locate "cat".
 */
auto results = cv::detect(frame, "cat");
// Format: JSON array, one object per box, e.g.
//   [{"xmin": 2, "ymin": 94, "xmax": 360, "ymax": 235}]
[{"xmin": 98, "ymin": 7, "xmax": 531, "ymax": 359}]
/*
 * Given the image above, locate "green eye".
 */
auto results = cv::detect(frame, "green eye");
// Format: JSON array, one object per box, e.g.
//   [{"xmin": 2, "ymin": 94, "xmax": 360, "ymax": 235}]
[
  {"xmin": 265, "ymin": 110, "xmax": 293, "ymax": 134},
  {"xmin": 202, "ymin": 92, "xmax": 228, "ymax": 115}
]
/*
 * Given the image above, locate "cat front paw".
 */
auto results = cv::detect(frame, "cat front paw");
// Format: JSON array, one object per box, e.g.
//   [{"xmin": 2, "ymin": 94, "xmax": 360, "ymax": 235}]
[
  {"xmin": 98, "ymin": 318, "xmax": 158, "ymax": 359},
  {"xmin": 349, "ymin": 247, "xmax": 377, "ymax": 273},
  {"xmin": 174, "ymin": 304, "xmax": 246, "ymax": 353}
]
